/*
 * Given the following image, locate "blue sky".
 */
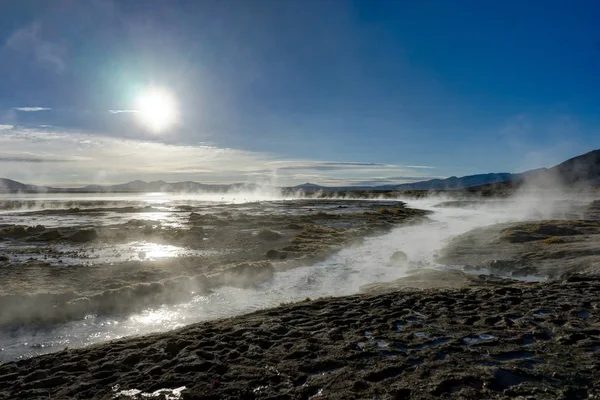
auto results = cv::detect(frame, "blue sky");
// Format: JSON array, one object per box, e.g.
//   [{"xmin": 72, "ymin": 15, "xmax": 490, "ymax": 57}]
[{"xmin": 0, "ymin": 0, "xmax": 599, "ymax": 186}]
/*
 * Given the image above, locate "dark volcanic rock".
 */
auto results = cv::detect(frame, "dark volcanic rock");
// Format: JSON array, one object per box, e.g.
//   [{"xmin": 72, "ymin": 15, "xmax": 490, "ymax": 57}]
[
  {"xmin": 266, "ymin": 249, "xmax": 287, "ymax": 260},
  {"xmin": 0, "ymin": 225, "xmax": 29, "ymax": 239},
  {"xmin": 27, "ymin": 230, "xmax": 63, "ymax": 242},
  {"xmin": 25, "ymin": 225, "xmax": 46, "ymax": 233},
  {"xmin": 67, "ymin": 229, "xmax": 98, "ymax": 243},
  {"xmin": 1, "ymin": 274, "xmax": 599, "ymax": 399}
]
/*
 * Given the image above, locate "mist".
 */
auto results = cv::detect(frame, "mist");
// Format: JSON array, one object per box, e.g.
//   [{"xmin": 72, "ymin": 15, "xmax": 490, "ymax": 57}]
[{"xmin": 2, "ymin": 187, "xmax": 597, "ymax": 361}]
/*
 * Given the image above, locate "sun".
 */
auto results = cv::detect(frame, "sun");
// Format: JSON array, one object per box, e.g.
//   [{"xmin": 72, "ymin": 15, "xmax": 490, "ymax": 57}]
[{"xmin": 135, "ymin": 87, "xmax": 177, "ymax": 132}]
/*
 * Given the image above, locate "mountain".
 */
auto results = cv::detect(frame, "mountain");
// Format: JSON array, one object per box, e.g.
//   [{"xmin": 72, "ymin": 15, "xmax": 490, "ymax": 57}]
[
  {"xmin": 0, "ymin": 178, "xmax": 47, "ymax": 192},
  {"xmin": 468, "ymin": 149, "xmax": 600, "ymax": 191},
  {"xmin": 377, "ymin": 173, "xmax": 518, "ymax": 191},
  {"xmin": 293, "ymin": 150, "xmax": 600, "ymax": 191},
  {"xmin": 294, "ymin": 183, "xmax": 324, "ymax": 192},
  {"xmin": 0, "ymin": 179, "xmax": 263, "ymax": 193},
  {"xmin": 1, "ymin": 149, "xmax": 599, "ymax": 193},
  {"xmin": 75, "ymin": 180, "xmax": 255, "ymax": 193},
  {"xmin": 549, "ymin": 149, "xmax": 600, "ymax": 186}
]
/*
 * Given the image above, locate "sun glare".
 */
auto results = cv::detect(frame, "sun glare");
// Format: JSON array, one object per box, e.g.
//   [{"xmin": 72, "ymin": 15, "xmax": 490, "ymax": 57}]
[{"xmin": 135, "ymin": 87, "xmax": 177, "ymax": 132}]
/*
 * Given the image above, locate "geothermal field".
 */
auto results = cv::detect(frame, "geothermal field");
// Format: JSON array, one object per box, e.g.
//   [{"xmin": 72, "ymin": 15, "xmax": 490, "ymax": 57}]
[{"xmin": 0, "ymin": 191, "xmax": 599, "ymax": 399}]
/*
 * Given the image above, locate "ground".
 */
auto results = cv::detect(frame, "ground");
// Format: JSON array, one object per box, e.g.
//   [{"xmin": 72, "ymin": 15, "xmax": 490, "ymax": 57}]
[
  {"xmin": 0, "ymin": 273, "xmax": 598, "ymax": 399},
  {"xmin": 1, "ymin": 195, "xmax": 600, "ymax": 399}
]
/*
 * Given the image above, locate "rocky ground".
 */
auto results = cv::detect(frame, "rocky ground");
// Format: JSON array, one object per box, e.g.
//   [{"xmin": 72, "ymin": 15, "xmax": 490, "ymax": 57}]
[
  {"xmin": 0, "ymin": 272, "xmax": 598, "ymax": 399},
  {"xmin": 437, "ymin": 200, "xmax": 600, "ymax": 280}
]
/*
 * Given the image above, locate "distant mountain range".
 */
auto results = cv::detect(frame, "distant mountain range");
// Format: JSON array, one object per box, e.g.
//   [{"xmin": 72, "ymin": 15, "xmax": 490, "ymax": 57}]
[
  {"xmin": 0, "ymin": 178, "xmax": 261, "ymax": 193},
  {"xmin": 2, "ymin": 149, "xmax": 600, "ymax": 193},
  {"xmin": 296, "ymin": 149, "xmax": 600, "ymax": 191}
]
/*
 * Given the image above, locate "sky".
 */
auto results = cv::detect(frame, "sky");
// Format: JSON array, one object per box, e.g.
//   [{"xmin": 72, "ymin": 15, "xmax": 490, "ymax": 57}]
[{"xmin": 0, "ymin": 0, "xmax": 599, "ymax": 186}]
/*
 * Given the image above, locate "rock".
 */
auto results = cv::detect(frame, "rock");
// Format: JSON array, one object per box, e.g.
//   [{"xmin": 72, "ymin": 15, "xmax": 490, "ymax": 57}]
[
  {"xmin": 0, "ymin": 226, "xmax": 29, "ymax": 238},
  {"xmin": 28, "ymin": 230, "xmax": 63, "ymax": 242},
  {"xmin": 68, "ymin": 229, "xmax": 98, "ymax": 243},
  {"xmin": 257, "ymin": 228, "xmax": 282, "ymax": 241},
  {"xmin": 26, "ymin": 225, "xmax": 46, "ymax": 233},
  {"xmin": 266, "ymin": 249, "xmax": 287, "ymax": 260},
  {"xmin": 390, "ymin": 251, "xmax": 408, "ymax": 265},
  {"xmin": 0, "ymin": 255, "xmax": 9, "ymax": 262}
]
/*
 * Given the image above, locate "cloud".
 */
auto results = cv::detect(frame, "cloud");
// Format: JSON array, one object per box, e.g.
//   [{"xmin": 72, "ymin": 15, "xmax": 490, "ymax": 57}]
[
  {"xmin": 0, "ymin": 125, "xmax": 14, "ymax": 130},
  {"xmin": 0, "ymin": 127, "xmax": 443, "ymax": 186},
  {"xmin": 320, "ymin": 162, "xmax": 391, "ymax": 167},
  {"xmin": 13, "ymin": 107, "xmax": 52, "ymax": 112},
  {"xmin": 4, "ymin": 22, "xmax": 67, "ymax": 73},
  {"xmin": 109, "ymin": 110, "xmax": 138, "ymax": 114},
  {"xmin": 402, "ymin": 165, "xmax": 436, "ymax": 169},
  {"xmin": 262, "ymin": 161, "xmax": 397, "ymax": 172},
  {"xmin": 0, "ymin": 156, "xmax": 74, "ymax": 163}
]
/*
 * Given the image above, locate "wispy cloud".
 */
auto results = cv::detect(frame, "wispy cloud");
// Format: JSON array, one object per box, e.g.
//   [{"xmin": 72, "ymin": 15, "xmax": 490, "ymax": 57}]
[
  {"xmin": 13, "ymin": 107, "xmax": 52, "ymax": 112},
  {"xmin": 0, "ymin": 125, "xmax": 14, "ymax": 130},
  {"xmin": 263, "ymin": 161, "xmax": 398, "ymax": 172},
  {"xmin": 402, "ymin": 165, "xmax": 436, "ymax": 169},
  {"xmin": 0, "ymin": 128, "xmax": 443, "ymax": 186},
  {"xmin": 0, "ymin": 156, "xmax": 74, "ymax": 163},
  {"xmin": 109, "ymin": 110, "xmax": 138, "ymax": 114},
  {"xmin": 4, "ymin": 22, "xmax": 67, "ymax": 73}
]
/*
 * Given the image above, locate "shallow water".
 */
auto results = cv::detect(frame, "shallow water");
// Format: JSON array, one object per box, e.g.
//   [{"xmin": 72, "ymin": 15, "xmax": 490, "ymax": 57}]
[
  {"xmin": 0, "ymin": 193, "xmax": 592, "ymax": 361},
  {"xmin": 4, "ymin": 241, "xmax": 225, "ymax": 265}
]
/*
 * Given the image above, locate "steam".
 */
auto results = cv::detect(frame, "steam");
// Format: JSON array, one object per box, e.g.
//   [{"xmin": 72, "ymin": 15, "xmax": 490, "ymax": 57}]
[{"xmin": 3, "ymin": 189, "xmax": 598, "ymax": 361}]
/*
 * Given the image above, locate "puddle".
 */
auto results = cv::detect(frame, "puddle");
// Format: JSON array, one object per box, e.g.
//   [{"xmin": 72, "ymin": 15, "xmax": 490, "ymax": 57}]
[
  {"xmin": 463, "ymin": 334, "xmax": 495, "ymax": 345},
  {"xmin": 407, "ymin": 357, "xmax": 424, "ymax": 366},
  {"xmin": 533, "ymin": 310, "xmax": 553, "ymax": 318},
  {"xmin": 360, "ymin": 330, "xmax": 389, "ymax": 349},
  {"xmin": 575, "ymin": 310, "xmax": 591, "ymax": 320},
  {"xmin": 492, "ymin": 351, "xmax": 535, "ymax": 361},
  {"xmin": 489, "ymin": 369, "xmax": 537, "ymax": 391},
  {"xmin": 308, "ymin": 368, "xmax": 341, "ymax": 378},
  {"xmin": 414, "ymin": 338, "xmax": 450, "ymax": 350}
]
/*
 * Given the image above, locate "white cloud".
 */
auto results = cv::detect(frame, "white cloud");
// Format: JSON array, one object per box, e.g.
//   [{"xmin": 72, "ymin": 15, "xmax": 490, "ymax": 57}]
[
  {"xmin": 0, "ymin": 125, "xmax": 14, "ymax": 130},
  {"xmin": 4, "ymin": 22, "xmax": 67, "ymax": 73},
  {"xmin": 13, "ymin": 107, "xmax": 52, "ymax": 112},
  {"xmin": 402, "ymin": 165, "xmax": 436, "ymax": 169},
  {"xmin": 109, "ymin": 110, "xmax": 138, "ymax": 114},
  {"xmin": 0, "ymin": 128, "xmax": 441, "ymax": 186}
]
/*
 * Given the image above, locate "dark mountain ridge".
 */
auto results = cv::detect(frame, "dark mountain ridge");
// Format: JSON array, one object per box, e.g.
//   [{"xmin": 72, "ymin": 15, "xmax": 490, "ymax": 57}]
[{"xmin": 2, "ymin": 149, "xmax": 599, "ymax": 193}]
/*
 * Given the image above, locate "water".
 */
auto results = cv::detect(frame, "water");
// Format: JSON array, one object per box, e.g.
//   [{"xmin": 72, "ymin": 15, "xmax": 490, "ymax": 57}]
[{"xmin": 0, "ymin": 194, "xmax": 590, "ymax": 361}]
